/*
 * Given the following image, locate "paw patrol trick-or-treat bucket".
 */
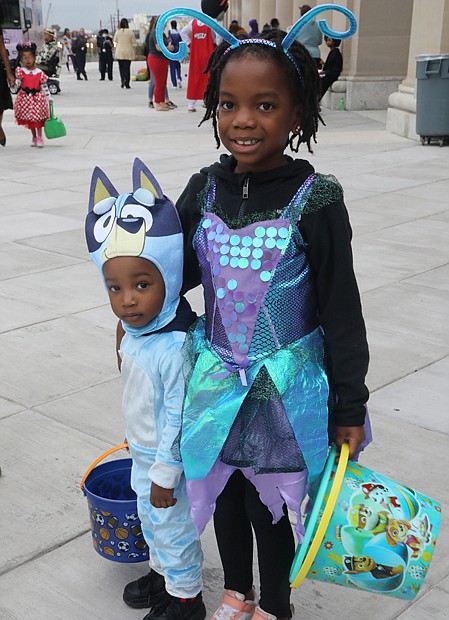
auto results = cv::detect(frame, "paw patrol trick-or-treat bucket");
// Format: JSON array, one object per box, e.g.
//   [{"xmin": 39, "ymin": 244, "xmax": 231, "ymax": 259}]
[
  {"xmin": 80, "ymin": 444, "xmax": 149, "ymax": 563},
  {"xmin": 290, "ymin": 443, "xmax": 441, "ymax": 599}
]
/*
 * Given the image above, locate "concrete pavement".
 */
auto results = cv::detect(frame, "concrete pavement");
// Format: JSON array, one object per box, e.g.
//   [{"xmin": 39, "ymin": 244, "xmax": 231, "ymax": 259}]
[{"xmin": 0, "ymin": 61, "xmax": 448, "ymax": 619}]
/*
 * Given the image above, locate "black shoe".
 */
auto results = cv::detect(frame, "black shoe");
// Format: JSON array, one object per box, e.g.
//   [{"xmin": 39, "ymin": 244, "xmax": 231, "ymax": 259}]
[
  {"xmin": 77, "ymin": 76, "xmax": 82, "ymax": 80},
  {"xmin": 123, "ymin": 570, "xmax": 166, "ymax": 609},
  {"xmin": 143, "ymin": 592, "xmax": 206, "ymax": 620}
]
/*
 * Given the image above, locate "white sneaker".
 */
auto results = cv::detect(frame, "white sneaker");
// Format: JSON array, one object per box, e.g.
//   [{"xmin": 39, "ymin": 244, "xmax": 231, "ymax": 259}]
[
  {"xmin": 252, "ymin": 604, "xmax": 295, "ymax": 620},
  {"xmin": 210, "ymin": 589, "xmax": 257, "ymax": 620}
]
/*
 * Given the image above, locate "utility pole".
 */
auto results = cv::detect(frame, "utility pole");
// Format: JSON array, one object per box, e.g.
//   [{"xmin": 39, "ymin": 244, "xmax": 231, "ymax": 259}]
[
  {"xmin": 44, "ymin": 1, "xmax": 53, "ymax": 27},
  {"xmin": 116, "ymin": 1, "xmax": 120, "ymax": 27}
]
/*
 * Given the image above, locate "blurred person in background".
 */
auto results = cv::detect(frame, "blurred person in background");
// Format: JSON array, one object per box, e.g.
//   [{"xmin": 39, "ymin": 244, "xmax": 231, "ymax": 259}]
[
  {"xmin": 0, "ymin": 20, "xmax": 15, "ymax": 146},
  {"xmin": 72, "ymin": 28, "xmax": 88, "ymax": 80},
  {"xmin": 36, "ymin": 27, "xmax": 60, "ymax": 77},
  {"xmin": 62, "ymin": 28, "xmax": 77, "ymax": 72},
  {"xmin": 113, "ymin": 18, "xmax": 136, "ymax": 89},
  {"xmin": 97, "ymin": 29, "xmax": 114, "ymax": 81},
  {"xmin": 296, "ymin": 4, "xmax": 322, "ymax": 68}
]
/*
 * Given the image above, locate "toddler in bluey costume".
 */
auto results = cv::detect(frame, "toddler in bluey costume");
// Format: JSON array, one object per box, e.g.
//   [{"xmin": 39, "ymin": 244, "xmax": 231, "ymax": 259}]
[{"xmin": 85, "ymin": 159, "xmax": 205, "ymax": 620}]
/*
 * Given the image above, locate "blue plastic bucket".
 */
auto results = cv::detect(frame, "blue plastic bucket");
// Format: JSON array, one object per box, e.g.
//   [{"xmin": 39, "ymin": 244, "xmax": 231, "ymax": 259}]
[
  {"xmin": 290, "ymin": 444, "xmax": 442, "ymax": 599},
  {"xmin": 81, "ymin": 444, "xmax": 149, "ymax": 563}
]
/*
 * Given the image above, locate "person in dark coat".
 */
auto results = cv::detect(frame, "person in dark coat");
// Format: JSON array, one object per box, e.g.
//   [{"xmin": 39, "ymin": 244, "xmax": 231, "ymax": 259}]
[
  {"xmin": 319, "ymin": 36, "xmax": 343, "ymax": 99},
  {"xmin": 97, "ymin": 29, "xmax": 114, "ymax": 81},
  {"xmin": 72, "ymin": 29, "xmax": 88, "ymax": 80}
]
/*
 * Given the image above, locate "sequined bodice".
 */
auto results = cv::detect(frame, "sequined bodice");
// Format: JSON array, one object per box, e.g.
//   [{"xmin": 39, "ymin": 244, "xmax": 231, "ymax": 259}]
[{"xmin": 194, "ymin": 174, "xmax": 319, "ymax": 377}]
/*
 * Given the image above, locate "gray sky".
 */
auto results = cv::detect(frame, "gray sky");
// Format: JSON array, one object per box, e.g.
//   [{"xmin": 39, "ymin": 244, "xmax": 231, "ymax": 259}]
[{"xmin": 42, "ymin": 0, "xmax": 201, "ymax": 31}]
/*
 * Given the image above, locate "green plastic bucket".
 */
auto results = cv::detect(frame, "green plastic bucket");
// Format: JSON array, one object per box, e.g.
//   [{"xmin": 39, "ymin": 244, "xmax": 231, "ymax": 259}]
[{"xmin": 290, "ymin": 444, "xmax": 441, "ymax": 599}]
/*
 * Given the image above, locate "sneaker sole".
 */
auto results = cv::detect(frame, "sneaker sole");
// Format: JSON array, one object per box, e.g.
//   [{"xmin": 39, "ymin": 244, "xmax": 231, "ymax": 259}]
[
  {"xmin": 123, "ymin": 588, "xmax": 168, "ymax": 610},
  {"xmin": 184, "ymin": 602, "xmax": 207, "ymax": 620},
  {"xmin": 123, "ymin": 594, "xmax": 151, "ymax": 609}
]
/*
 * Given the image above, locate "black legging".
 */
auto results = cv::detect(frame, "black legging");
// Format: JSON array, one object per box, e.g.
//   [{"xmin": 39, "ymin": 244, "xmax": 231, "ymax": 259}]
[
  {"xmin": 75, "ymin": 52, "xmax": 87, "ymax": 79},
  {"xmin": 118, "ymin": 59, "xmax": 131, "ymax": 87},
  {"xmin": 213, "ymin": 471, "xmax": 295, "ymax": 618},
  {"xmin": 99, "ymin": 54, "xmax": 113, "ymax": 80}
]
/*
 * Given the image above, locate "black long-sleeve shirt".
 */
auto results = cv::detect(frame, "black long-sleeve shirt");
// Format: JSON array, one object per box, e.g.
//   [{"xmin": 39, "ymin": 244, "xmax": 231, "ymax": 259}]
[{"xmin": 176, "ymin": 154, "xmax": 369, "ymax": 427}]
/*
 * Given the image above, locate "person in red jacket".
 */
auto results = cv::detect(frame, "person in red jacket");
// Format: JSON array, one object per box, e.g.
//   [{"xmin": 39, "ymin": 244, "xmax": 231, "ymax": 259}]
[{"xmin": 181, "ymin": 18, "xmax": 216, "ymax": 112}]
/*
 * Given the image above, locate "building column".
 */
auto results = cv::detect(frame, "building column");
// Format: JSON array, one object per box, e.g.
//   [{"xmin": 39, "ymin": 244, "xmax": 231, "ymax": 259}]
[
  {"xmin": 276, "ymin": 0, "xmax": 294, "ymax": 30},
  {"xmin": 318, "ymin": 0, "xmax": 414, "ymax": 111},
  {"xmin": 241, "ymin": 0, "xmax": 260, "ymax": 33},
  {"xmin": 259, "ymin": 0, "xmax": 276, "ymax": 29},
  {"xmin": 387, "ymin": 0, "xmax": 449, "ymax": 140},
  {"xmin": 225, "ymin": 1, "xmax": 241, "ymax": 25}
]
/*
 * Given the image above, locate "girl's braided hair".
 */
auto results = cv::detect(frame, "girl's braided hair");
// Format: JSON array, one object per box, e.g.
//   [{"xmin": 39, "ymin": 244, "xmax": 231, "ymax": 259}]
[{"xmin": 200, "ymin": 29, "xmax": 323, "ymax": 153}]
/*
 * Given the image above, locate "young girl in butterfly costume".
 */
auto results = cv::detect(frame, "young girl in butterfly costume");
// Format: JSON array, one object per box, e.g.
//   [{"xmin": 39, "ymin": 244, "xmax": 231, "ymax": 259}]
[
  {"xmin": 157, "ymin": 7, "xmax": 371, "ymax": 620},
  {"xmin": 86, "ymin": 159, "xmax": 205, "ymax": 620}
]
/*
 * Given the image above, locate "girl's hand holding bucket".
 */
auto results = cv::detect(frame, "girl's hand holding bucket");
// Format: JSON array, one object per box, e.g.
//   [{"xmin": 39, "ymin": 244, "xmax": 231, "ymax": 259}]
[
  {"xmin": 290, "ymin": 443, "xmax": 442, "ymax": 600},
  {"xmin": 335, "ymin": 425, "xmax": 366, "ymax": 459}
]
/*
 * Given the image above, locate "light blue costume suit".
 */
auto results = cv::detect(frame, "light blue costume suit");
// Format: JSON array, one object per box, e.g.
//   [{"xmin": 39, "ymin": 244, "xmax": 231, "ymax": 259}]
[{"xmin": 86, "ymin": 158, "xmax": 203, "ymax": 599}]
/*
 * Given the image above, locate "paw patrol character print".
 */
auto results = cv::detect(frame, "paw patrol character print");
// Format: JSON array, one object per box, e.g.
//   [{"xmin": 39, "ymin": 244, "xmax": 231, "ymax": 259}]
[
  {"xmin": 343, "ymin": 555, "xmax": 404, "ymax": 580},
  {"xmin": 349, "ymin": 504, "xmax": 389, "ymax": 535},
  {"xmin": 385, "ymin": 517, "xmax": 430, "ymax": 559},
  {"xmin": 361, "ymin": 483, "xmax": 400, "ymax": 510}
]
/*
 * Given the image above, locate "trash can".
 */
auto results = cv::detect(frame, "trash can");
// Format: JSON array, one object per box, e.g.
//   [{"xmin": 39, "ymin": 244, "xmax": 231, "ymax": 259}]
[{"xmin": 415, "ymin": 54, "xmax": 449, "ymax": 146}]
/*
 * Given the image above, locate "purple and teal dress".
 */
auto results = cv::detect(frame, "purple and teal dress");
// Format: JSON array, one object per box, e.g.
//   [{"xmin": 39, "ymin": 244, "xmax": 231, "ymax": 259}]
[{"xmin": 181, "ymin": 173, "xmax": 342, "ymax": 538}]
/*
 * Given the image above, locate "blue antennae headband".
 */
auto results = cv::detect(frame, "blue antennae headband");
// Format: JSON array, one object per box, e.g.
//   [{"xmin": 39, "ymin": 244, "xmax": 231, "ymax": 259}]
[{"xmin": 155, "ymin": 4, "xmax": 357, "ymax": 63}]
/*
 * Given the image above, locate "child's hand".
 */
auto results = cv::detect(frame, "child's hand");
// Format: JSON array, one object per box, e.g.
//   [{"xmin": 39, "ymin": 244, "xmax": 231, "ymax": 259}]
[
  {"xmin": 335, "ymin": 425, "xmax": 366, "ymax": 460},
  {"xmin": 150, "ymin": 482, "xmax": 177, "ymax": 509}
]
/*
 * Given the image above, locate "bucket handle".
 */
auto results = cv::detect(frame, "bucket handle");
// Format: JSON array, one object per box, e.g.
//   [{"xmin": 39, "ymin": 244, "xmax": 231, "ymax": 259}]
[
  {"xmin": 79, "ymin": 442, "xmax": 129, "ymax": 492},
  {"xmin": 290, "ymin": 442, "xmax": 349, "ymax": 588}
]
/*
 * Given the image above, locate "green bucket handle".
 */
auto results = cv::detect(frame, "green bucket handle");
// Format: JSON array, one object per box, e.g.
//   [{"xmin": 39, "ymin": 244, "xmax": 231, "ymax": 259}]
[{"xmin": 290, "ymin": 442, "xmax": 349, "ymax": 588}]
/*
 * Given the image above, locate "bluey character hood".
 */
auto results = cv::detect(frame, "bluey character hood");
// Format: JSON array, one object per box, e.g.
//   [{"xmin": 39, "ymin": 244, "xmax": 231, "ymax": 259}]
[{"xmin": 85, "ymin": 158, "xmax": 184, "ymax": 335}]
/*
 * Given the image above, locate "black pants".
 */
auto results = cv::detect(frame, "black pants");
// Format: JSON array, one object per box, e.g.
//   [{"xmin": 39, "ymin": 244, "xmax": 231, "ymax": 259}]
[
  {"xmin": 320, "ymin": 75, "xmax": 336, "ymax": 100},
  {"xmin": 99, "ymin": 54, "xmax": 113, "ymax": 80},
  {"xmin": 76, "ymin": 53, "xmax": 87, "ymax": 79},
  {"xmin": 213, "ymin": 471, "xmax": 295, "ymax": 618},
  {"xmin": 118, "ymin": 59, "xmax": 131, "ymax": 87}
]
